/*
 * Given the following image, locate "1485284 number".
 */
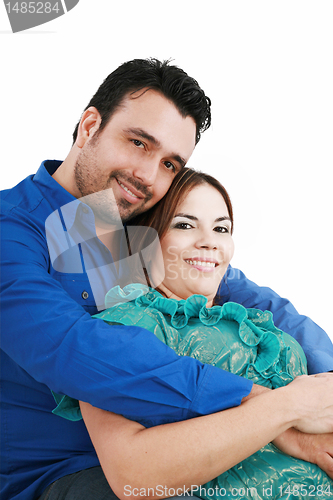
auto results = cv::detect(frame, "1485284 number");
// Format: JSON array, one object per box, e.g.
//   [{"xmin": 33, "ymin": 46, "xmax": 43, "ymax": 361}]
[
  {"xmin": 5, "ymin": 2, "xmax": 60, "ymax": 14},
  {"xmin": 278, "ymin": 484, "xmax": 332, "ymax": 497}
]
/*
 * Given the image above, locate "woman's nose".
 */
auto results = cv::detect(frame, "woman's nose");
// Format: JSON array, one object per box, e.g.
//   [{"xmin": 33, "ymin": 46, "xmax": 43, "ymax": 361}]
[{"xmin": 194, "ymin": 231, "xmax": 218, "ymax": 250}]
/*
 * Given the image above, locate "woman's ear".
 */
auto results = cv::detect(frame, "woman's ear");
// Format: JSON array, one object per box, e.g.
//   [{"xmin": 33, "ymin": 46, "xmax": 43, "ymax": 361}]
[{"xmin": 75, "ymin": 107, "xmax": 102, "ymax": 148}]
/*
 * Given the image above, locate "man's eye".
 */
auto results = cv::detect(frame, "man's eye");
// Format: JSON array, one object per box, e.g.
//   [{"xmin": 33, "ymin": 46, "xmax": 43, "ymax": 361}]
[
  {"xmin": 132, "ymin": 139, "xmax": 145, "ymax": 148},
  {"xmin": 163, "ymin": 161, "xmax": 176, "ymax": 173}
]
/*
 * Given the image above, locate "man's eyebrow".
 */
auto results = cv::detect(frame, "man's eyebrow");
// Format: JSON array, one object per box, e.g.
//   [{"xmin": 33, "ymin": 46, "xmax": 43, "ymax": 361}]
[
  {"xmin": 125, "ymin": 127, "xmax": 161, "ymax": 147},
  {"xmin": 126, "ymin": 127, "xmax": 187, "ymax": 168}
]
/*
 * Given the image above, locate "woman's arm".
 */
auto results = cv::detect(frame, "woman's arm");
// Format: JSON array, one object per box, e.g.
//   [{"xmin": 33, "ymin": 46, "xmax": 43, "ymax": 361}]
[{"xmin": 80, "ymin": 374, "xmax": 333, "ymax": 500}]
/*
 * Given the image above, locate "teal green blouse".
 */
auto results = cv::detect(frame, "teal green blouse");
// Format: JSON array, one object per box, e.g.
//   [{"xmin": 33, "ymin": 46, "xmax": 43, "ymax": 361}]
[{"xmin": 52, "ymin": 285, "xmax": 333, "ymax": 499}]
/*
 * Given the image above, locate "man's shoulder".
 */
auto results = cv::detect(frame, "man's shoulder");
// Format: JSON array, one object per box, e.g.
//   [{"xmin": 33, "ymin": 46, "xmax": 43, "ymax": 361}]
[{"xmin": 1, "ymin": 173, "xmax": 43, "ymax": 216}]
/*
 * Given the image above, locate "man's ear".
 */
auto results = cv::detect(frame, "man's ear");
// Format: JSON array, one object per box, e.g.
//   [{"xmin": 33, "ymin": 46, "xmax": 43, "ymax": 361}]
[{"xmin": 75, "ymin": 107, "xmax": 102, "ymax": 148}]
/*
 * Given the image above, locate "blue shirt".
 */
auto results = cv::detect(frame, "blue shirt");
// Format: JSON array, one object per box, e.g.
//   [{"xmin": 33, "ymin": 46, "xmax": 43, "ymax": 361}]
[{"xmin": 1, "ymin": 160, "xmax": 332, "ymax": 500}]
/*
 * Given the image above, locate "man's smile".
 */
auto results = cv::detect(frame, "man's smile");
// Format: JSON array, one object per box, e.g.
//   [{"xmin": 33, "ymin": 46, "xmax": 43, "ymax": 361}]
[{"xmin": 116, "ymin": 178, "xmax": 144, "ymax": 201}]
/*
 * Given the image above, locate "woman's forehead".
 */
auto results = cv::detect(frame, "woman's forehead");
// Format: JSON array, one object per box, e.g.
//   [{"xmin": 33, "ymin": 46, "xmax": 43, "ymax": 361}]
[{"xmin": 176, "ymin": 184, "xmax": 229, "ymax": 215}]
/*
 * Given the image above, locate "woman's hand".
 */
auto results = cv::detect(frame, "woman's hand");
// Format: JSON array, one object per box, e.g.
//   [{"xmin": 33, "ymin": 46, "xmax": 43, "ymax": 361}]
[
  {"xmin": 273, "ymin": 430, "xmax": 333, "ymax": 479},
  {"xmin": 282, "ymin": 373, "xmax": 333, "ymax": 434},
  {"xmin": 272, "ymin": 373, "xmax": 333, "ymax": 479}
]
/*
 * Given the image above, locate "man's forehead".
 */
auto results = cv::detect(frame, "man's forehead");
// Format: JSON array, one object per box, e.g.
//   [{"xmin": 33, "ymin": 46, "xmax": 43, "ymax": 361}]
[
  {"xmin": 102, "ymin": 88, "xmax": 197, "ymax": 156},
  {"xmin": 117, "ymin": 88, "xmax": 176, "ymax": 114}
]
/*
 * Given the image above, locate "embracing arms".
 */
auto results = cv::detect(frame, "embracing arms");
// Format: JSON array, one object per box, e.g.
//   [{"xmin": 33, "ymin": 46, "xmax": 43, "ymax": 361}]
[
  {"xmin": 80, "ymin": 374, "xmax": 333, "ymax": 500},
  {"xmin": 0, "ymin": 202, "xmax": 251, "ymax": 423},
  {"xmin": 2, "ymin": 195, "xmax": 331, "ymax": 423}
]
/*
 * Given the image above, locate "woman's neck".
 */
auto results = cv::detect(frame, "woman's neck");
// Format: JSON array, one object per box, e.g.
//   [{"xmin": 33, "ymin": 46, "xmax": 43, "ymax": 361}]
[{"xmin": 157, "ymin": 283, "xmax": 214, "ymax": 308}]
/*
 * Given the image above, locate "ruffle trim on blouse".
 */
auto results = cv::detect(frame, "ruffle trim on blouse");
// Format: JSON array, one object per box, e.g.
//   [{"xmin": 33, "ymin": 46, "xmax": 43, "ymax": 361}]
[
  {"xmin": 104, "ymin": 283, "xmax": 149, "ymax": 309},
  {"xmin": 105, "ymin": 285, "xmax": 295, "ymax": 386}
]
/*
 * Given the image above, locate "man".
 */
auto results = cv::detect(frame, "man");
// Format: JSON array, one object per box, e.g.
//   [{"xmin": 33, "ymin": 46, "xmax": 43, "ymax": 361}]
[{"xmin": 1, "ymin": 58, "xmax": 332, "ymax": 500}]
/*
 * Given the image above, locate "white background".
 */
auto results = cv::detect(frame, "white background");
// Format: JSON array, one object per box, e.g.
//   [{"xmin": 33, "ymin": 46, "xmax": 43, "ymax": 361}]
[{"xmin": 1, "ymin": 1, "xmax": 332, "ymax": 340}]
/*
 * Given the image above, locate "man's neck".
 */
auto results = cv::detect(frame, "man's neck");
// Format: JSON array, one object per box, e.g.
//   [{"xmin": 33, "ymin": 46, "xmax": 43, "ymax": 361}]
[{"xmin": 52, "ymin": 148, "xmax": 81, "ymax": 198}]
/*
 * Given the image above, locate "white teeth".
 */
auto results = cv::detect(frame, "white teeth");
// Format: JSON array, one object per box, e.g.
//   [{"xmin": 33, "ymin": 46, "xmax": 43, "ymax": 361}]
[
  {"xmin": 118, "ymin": 180, "xmax": 139, "ymax": 199},
  {"xmin": 185, "ymin": 260, "xmax": 216, "ymax": 268}
]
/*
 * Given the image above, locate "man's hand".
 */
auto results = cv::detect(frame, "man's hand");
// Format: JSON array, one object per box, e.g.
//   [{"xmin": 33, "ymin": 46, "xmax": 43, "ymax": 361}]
[{"xmin": 273, "ymin": 429, "xmax": 333, "ymax": 479}]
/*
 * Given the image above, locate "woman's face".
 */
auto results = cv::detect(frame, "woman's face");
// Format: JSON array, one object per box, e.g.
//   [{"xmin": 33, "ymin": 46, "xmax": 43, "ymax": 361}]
[{"xmin": 158, "ymin": 183, "xmax": 234, "ymax": 307}]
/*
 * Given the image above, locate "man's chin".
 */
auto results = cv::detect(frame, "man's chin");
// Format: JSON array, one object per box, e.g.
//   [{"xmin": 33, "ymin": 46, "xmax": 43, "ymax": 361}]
[
  {"xmin": 120, "ymin": 209, "xmax": 143, "ymax": 223},
  {"xmin": 118, "ymin": 201, "xmax": 148, "ymax": 223}
]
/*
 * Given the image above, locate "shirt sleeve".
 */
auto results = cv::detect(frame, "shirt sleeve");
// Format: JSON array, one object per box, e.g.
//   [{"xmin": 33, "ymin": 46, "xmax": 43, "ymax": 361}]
[
  {"xmin": 217, "ymin": 266, "xmax": 333, "ymax": 374},
  {"xmin": 0, "ymin": 205, "xmax": 252, "ymax": 426}
]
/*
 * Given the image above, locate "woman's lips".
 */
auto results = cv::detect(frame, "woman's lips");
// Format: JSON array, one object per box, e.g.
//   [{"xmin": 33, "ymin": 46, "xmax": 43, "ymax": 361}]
[{"xmin": 184, "ymin": 258, "xmax": 218, "ymax": 272}]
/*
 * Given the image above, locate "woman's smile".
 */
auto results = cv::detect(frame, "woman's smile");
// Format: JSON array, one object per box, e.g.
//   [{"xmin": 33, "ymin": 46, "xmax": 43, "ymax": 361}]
[{"xmin": 183, "ymin": 258, "xmax": 218, "ymax": 271}]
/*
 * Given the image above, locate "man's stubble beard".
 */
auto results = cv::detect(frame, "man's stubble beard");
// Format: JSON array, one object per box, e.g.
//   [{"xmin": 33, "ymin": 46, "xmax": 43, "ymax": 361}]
[{"xmin": 74, "ymin": 144, "xmax": 153, "ymax": 225}]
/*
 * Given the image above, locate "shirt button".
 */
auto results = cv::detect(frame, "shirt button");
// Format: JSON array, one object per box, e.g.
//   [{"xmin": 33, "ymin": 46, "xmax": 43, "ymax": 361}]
[
  {"xmin": 81, "ymin": 291, "xmax": 89, "ymax": 299},
  {"xmin": 81, "ymin": 205, "xmax": 89, "ymax": 214}
]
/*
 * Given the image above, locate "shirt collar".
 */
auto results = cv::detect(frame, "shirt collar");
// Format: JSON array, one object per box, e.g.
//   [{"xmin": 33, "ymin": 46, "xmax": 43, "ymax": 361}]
[{"xmin": 34, "ymin": 160, "xmax": 77, "ymax": 210}]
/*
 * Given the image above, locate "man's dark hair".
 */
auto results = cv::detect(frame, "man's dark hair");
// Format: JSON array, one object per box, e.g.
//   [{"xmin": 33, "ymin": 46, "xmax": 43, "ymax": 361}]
[{"xmin": 72, "ymin": 58, "xmax": 211, "ymax": 145}]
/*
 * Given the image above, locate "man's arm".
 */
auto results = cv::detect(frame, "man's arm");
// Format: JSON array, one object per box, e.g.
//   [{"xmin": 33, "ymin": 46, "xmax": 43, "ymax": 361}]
[
  {"xmin": 0, "ymin": 205, "xmax": 252, "ymax": 425},
  {"xmin": 80, "ymin": 374, "xmax": 333, "ymax": 500},
  {"xmin": 217, "ymin": 266, "xmax": 333, "ymax": 374}
]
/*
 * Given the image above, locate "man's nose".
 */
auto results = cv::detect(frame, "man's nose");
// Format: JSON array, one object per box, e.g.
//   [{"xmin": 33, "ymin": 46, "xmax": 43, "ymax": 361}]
[{"xmin": 132, "ymin": 157, "xmax": 159, "ymax": 186}]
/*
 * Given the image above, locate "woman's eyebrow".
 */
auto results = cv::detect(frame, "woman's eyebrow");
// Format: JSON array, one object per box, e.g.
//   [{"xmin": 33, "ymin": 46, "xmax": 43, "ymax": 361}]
[
  {"xmin": 215, "ymin": 216, "xmax": 232, "ymax": 223},
  {"xmin": 174, "ymin": 215, "xmax": 231, "ymax": 223},
  {"xmin": 174, "ymin": 214, "xmax": 198, "ymax": 221}
]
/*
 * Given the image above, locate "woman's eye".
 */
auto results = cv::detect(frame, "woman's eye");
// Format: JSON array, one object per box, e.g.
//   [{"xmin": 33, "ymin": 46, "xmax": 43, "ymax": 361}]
[
  {"xmin": 131, "ymin": 139, "xmax": 145, "ymax": 148},
  {"xmin": 214, "ymin": 226, "xmax": 229, "ymax": 233},
  {"xmin": 173, "ymin": 222, "xmax": 193, "ymax": 230},
  {"xmin": 163, "ymin": 161, "xmax": 176, "ymax": 173}
]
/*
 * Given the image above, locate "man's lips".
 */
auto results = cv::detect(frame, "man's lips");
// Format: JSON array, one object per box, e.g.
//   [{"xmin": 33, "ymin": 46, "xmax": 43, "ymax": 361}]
[{"xmin": 116, "ymin": 178, "xmax": 145, "ymax": 202}]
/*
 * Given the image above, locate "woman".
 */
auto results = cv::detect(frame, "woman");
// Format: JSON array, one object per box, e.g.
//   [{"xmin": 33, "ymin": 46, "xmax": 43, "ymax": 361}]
[{"xmin": 53, "ymin": 169, "xmax": 333, "ymax": 499}]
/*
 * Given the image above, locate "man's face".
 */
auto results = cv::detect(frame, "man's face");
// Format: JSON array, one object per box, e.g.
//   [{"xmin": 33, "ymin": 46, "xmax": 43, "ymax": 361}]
[{"xmin": 74, "ymin": 89, "xmax": 196, "ymax": 224}]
